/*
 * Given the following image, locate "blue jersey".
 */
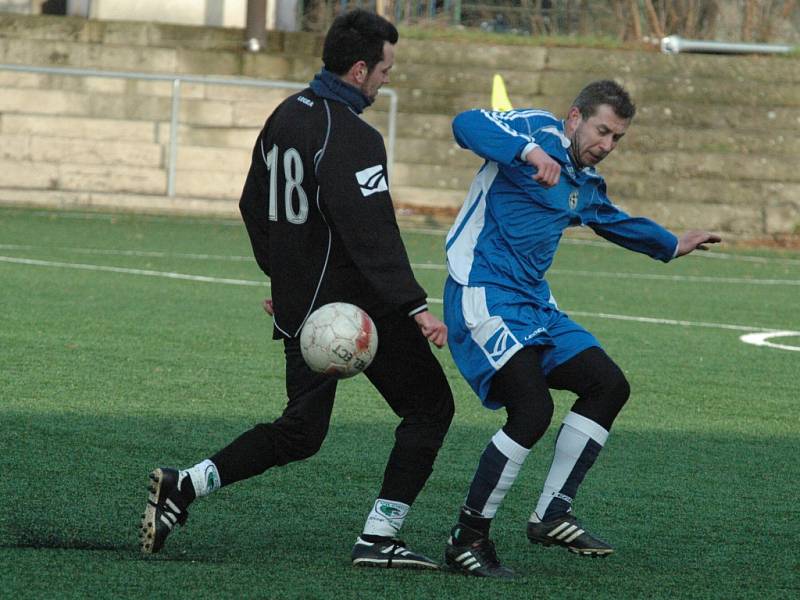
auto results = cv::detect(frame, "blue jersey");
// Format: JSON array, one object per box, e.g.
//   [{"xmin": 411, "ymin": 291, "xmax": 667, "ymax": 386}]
[{"xmin": 445, "ymin": 109, "xmax": 678, "ymax": 308}]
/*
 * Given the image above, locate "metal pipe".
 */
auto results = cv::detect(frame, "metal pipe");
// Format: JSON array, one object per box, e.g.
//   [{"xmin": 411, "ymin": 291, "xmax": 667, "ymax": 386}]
[
  {"xmin": 384, "ymin": 88, "xmax": 398, "ymax": 182},
  {"xmin": 661, "ymin": 35, "xmax": 794, "ymax": 55},
  {"xmin": 0, "ymin": 63, "xmax": 399, "ymax": 199},
  {"xmin": 0, "ymin": 63, "xmax": 309, "ymax": 89},
  {"xmin": 167, "ymin": 78, "xmax": 181, "ymax": 197},
  {"xmin": 245, "ymin": 0, "xmax": 267, "ymax": 52}
]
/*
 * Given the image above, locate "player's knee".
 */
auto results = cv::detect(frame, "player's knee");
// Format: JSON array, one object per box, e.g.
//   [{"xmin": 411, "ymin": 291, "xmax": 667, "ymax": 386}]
[
  {"xmin": 604, "ymin": 363, "xmax": 630, "ymax": 412},
  {"xmin": 582, "ymin": 349, "xmax": 631, "ymax": 412},
  {"xmin": 414, "ymin": 393, "xmax": 456, "ymax": 450},
  {"xmin": 437, "ymin": 389, "xmax": 456, "ymax": 433},
  {"xmin": 268, "ymin": 419, "xmax": 328, "ymax": 463},
  {"xmin": 504, "ymin": 393, "xmax": 553, "ymax": 449},
  {"xmin": 293, "ymin": 434, "xmax": 326, "ymax": 460},
  {"xmin": 419, "ymin": 383, "xmax": 455, "ymax": 442},
  {"xmin": 572, "ymin": 362, "xmax": 630, "ymax": 430}
]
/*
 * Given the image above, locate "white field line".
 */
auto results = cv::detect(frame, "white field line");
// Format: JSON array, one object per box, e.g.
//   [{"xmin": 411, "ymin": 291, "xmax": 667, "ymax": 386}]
[
  {"xmin": 2, "ymin": 254, "xmax": 798, "ymax": 350},
  {"xmin": 566, "ymin": 310, "xmax": 770, "ymax": 333},
  {"xmin": 549, "ymin": 268, "xmax": 800, "ymax": 286},
  {"xmin": 414, "ymin": 262, "xmax": 800, "ymax": 287},
  {"xmin": 0, "ymin": 244, "xmax": 253, "ymax": 262},
  {"xmin": 557, "ymin": 237, "xmax": 800, "ymax": 266},
  {"xmin": 22, "ymin": 210, "xmax": 243, "ymax": 227},
  {"xmin": 405, "ymin": 228, "xmax": 800, "ymax": 267},
  {"xmin": 2, "ymin": 245, "xmax": 798, "ymax": 287},
  {"xmin": 6, "ymin": 205, "xmax": 800, "ymax": 266},
  {"xmin": 739, "ymin": 331, "xmax": 800, "ymax": 352},
  {"xmin": 0, "ymin": 256, "xmax": 267, "ymax": 287}
]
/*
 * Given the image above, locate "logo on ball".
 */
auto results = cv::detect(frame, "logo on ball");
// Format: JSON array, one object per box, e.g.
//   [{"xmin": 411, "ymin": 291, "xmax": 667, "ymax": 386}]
[{"xmin": 300, "ymin": 302, "xmax": 378, "ymax": 378}]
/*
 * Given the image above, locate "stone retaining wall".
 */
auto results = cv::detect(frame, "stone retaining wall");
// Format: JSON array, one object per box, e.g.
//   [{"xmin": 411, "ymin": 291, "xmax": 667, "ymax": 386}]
[{"xmin": 1, "ymin": 13, "xmax": 798, "ymax": 235}]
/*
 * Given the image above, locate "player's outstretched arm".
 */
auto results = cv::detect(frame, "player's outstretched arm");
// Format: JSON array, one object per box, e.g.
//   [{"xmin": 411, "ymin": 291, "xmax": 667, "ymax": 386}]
[
  {"xmin": 675, "ymin": 230, "xmax": 722, "ymax": 257},
  {"xmin": 413, "ymin": 310, "xmax": 448, "ymax": 348}
]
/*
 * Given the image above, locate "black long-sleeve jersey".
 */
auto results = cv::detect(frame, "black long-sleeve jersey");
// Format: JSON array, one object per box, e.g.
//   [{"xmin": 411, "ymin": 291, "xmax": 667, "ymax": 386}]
[{"xmin": 239, "ymin": 87, "xmax": 428, "ymax": 339}]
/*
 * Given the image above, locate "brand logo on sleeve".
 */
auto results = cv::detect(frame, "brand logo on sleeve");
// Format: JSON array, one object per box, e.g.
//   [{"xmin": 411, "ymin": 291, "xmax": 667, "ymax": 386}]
[{"xmin": 355, "ymin": 165, "xmax": 388, "ymax": 197}]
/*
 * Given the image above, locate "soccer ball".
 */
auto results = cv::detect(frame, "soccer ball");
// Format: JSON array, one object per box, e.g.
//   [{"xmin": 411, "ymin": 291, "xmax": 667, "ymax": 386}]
[{"xmin": 299, "ymin": 302, "xmax": 378, "ymax": 378}]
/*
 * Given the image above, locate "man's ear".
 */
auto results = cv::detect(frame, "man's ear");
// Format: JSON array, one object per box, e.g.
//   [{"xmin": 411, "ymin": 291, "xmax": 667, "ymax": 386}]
[
  {"xmin": 348, "ymin": 60, "xmax": 369, "ymax": 85},
  {"xmin": 567, "ymin": 106, "xmax": 582, "ymax": 123},
  {"xmin": 564, "ymin": 106, "xmax": 582, "ymax": 134}
]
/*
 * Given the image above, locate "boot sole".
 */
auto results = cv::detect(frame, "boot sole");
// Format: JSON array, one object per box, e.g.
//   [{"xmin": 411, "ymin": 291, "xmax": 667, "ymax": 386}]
[
  {"xmin": 528, "ymin": 536, "xmax": 614, "ymax": 557},
  {"xmin": 139, "ymin": 468, "xmax": 166, "ymax": 555},
  {"xmin": 352, "ymin": 557, "xmax": 439, "ymax": 569}
]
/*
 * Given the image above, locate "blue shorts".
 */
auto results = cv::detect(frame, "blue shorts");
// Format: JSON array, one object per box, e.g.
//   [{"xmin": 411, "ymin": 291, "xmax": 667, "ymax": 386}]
[{"xmin": 443, "ymin": 276, "xmax": 600, "ymax": 408}]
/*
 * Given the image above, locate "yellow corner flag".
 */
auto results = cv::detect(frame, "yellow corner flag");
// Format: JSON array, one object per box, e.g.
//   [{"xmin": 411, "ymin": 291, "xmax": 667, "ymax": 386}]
[{"xmin": 491, "ymin": 74, "xmax": 513, "ymax": 111}]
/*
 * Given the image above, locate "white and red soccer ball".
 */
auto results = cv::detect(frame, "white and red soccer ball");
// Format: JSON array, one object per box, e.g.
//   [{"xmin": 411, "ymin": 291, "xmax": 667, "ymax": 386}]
[{"xmin": 300, "ymin": 302, "xmax": 378, "ymax": 378}]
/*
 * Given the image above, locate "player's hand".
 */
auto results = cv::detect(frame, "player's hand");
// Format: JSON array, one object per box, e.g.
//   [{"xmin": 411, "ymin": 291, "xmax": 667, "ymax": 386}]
[
  {"xmin": 262, "ymin": 298, "xmax": 274, "ymax": 315},
  {"xmin": 526, "ymin": 146, "xmax": 561, "ymax": 187},
  {"xmin": 413, "ymin": 310, "xmax": 448, "ymax": 348},
  {"xmin": 676, "ymin": 230, "xmax": 722, "ymax": 257}
]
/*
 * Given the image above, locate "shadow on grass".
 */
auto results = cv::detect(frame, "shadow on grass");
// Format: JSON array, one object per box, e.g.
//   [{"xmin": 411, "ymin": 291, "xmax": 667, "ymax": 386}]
[
  {"xmin": 2, "ymin": 532, "xmax": 128, "ymax": 552},
  {"xmin": 0, "ymin": 410, "xmax": 796, "ymax": 598}
]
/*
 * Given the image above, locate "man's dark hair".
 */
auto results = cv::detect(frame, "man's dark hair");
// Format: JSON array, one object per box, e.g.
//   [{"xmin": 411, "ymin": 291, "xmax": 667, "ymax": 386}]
[
  {"xmin": 322, "ymin": 9, "xmax": 399, "ymax": 75},
  {"xmin": 572, "ymin": 80, "xmax": 636, "ymax": 120}
]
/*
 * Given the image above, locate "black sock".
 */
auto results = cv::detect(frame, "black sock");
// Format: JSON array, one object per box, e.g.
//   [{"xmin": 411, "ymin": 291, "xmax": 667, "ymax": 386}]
[
  {"xmin": 452, "ymin": 506, "xmax": 491, "ymax": 545},
  {"xmin": 360, "ymin": 534, "xmax": 392, "ymax": 543},
  {"xmin": 177, "ymin": 471, "xmax": 197, "ymax": 504}
]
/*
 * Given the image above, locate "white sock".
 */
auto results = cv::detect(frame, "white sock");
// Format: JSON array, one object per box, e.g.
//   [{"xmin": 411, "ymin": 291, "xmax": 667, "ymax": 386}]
[
  {"xmin": 361, "ymin": 499, "xmax": 409, "ymax": 538},
  {"xmin": 532, "ymin": 412, "xmax": 608, "ymax": 521},
  {"xmin": 182, "ymin": 459, "xmax": 221, "ymax": 498}
]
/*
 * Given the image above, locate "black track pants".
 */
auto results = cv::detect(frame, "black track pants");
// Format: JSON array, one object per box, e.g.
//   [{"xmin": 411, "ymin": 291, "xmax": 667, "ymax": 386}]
[{"xmin": 210, "ymin": 311, "xmax": 454, "ymax": 505}]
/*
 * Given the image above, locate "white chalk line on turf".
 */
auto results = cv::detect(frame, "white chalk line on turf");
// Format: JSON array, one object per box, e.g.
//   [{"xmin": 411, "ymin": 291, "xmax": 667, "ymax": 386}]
[
  {"xmin": 563, "ymin": 238, "xmax": 800, "ymax": 267},
  {"xmin": 549, "ymin": 268, "xmax": 800, "ymax": 286},
  {"xmin": 0, "ymin": 255, "xmax": 268, "ymax": 287},
  {"xmin": 3, "ymin": 254, "xmax": 798, "ymax": 350},
  {"xmin": 8, "ymin": 207, "xmax": 800, "ymax": 266},
  {"xmin": 739, "ymin": 331, "xmax": 800, "ymax": 352},
  {"xmin": 1, "ymin": 245, "xmax": 798, "ymax": 286},
  {"xmin": 21, "ymin": 209, "xmax": 242, "ymax": 227},
  {"xmin": 565, "ymin": 310, "xmax": 767, "ymax": 333},
  {"xmin": 417, "ymin": 262, "xmax": 800, "ymax": 286},
  {"xmin": 405, "ymin": 227, "xmax": 800, "ymax": 267},
  {"xmin": 0, "ymin": 244, "xmax": 253, "ymax": 262}
]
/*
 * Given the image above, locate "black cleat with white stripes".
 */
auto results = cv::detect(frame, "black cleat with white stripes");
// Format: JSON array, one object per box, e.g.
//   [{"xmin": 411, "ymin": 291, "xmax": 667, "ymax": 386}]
[
  {"xmin": 351, "ymin": 537, "xmax": 439, "ymax": 569},
  {"xmin": 444, "ymin": 532, "xmax": 515, "ymax": 578},
  {"xmin": 139, "ymin": 467, "xmax": 192, "ymax": 554},
  {"xmin": 526, "ymin": 513, "xmax": 613, "ymax": 557}
]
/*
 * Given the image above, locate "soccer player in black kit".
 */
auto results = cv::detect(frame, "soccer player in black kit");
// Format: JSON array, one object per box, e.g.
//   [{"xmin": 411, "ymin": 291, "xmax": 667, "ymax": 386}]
[{"xmin": 139, "ymin": 9, "xmax": 454, "ymax": 569}]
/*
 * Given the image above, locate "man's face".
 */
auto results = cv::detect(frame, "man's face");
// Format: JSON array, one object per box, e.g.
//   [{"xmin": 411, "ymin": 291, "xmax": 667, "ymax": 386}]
[
  {"xmin": 361, "ymin": 42, "xmax": 395, "ymax": 101},
  {"xmin": 565, "ymin": 103, "xmax": 630, "ymax": 168}
]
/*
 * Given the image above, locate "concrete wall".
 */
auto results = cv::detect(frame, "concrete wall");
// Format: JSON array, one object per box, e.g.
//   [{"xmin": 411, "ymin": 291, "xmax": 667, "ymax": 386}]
[
  {"xmin": 92, "ymin": 1, "xmax": 247, "ymax": 28},
  {"xmin": 0, "ymin": 13, "xmax": 798, "ymax": 235}
]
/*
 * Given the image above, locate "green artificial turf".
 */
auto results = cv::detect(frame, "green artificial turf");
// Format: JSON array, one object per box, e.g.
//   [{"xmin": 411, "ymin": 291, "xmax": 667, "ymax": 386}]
[{"xmin": 1, "ymin": 207, "xmax": 798, "ymax": 599}]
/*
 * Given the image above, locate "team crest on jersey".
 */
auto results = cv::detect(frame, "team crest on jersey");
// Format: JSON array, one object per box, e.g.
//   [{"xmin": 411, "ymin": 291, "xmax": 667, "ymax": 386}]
[
  {"xmin": 568, "ymin": 191, "xmax": 578, "ymax": 210},
  {"xmin": 355, "ymin": 165, "xmax": 388, "ymax": 197}
]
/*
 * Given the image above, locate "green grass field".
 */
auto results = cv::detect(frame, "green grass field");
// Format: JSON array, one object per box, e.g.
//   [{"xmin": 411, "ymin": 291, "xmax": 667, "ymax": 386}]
[{"xmin": 1, "ymin": 206, "xmax": 798, "ymax": 599}]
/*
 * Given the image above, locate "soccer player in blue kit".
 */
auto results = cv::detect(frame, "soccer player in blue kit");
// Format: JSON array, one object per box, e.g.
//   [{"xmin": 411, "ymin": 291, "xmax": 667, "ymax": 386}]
[{"xmin": 442, "ymin": 80, "xmax": 721, "ymax": 578}]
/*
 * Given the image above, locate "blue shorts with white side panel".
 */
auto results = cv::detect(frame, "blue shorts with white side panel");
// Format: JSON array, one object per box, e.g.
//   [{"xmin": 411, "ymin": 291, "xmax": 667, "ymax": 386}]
[{"xmin": 443, "ymin": 276, "xmax": 600, "ymax": 408}]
